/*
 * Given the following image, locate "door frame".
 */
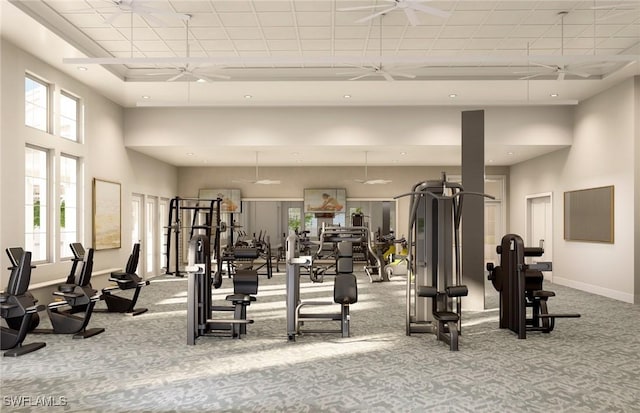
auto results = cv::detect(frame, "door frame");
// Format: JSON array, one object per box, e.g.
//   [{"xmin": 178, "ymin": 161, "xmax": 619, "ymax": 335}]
[{"xmin": 525, "ymin": 192, "xmax": 553, "ymax": 282}]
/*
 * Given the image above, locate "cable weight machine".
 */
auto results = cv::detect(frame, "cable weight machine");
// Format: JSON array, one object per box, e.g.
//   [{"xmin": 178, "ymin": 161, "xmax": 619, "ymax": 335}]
[{"xmin": 396, "ymin": 173, "xmax": 493, "ymax": 350}]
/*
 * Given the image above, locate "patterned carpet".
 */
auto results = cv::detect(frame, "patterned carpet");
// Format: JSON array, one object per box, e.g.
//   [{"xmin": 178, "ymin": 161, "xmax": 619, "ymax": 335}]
[{"xmin": 2, "ymin": 269, "xmax": 639, "ymax": 412}]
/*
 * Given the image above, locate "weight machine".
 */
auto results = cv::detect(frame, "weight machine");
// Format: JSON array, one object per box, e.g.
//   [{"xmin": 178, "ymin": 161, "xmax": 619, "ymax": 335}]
[
  {"xmin": 164, "ymin": 197, "xmax": 224, "ymax": 277},
  {"xmin": 486, "ymin": 234, "xmax": 580, "ymax": 338},
  {"xmin": 397, "ymin": 174, "xmax": 492, "ymax": 350}
]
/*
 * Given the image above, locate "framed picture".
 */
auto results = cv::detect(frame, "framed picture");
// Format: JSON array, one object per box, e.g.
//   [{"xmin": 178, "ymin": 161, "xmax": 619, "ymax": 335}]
[
  {"xmin": 93, "ymin": 178, "xmax": 121, "ymax": 250},
  {"xmin": 198, "ymin": 188, "xmax": 241, "ymax": 214},
  {"xmin": 304, "ymin": 188, "xmax": 346, "ymax": 214},
  {"xmin": 564, "ymin": 185, "xmax": 614, "ymax": 243}
]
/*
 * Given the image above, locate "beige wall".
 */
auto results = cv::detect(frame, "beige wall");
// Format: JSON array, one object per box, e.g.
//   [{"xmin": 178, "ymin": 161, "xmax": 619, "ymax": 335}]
[
  {"xmin": 0, "ymin": 39, "xmax": 178, "ymax": 286},
  {"xmin": 510, "ymin": 77, "xmax": 637, "ymax": 303}
]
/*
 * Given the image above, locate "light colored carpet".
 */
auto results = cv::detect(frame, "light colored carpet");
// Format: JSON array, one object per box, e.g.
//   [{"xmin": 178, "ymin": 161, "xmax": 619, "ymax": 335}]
[{"xmin": 2, "ymin": 270, "xmax": 639, "ymax": 412}]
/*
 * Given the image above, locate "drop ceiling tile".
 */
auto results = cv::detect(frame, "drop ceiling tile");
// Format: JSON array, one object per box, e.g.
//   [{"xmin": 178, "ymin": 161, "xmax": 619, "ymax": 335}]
[
  {"xmin": 117, "ymin": 28, "xmax": 162, "ymax": 41},
  {"xmin": 217, "ymin": 12, "xmax": 257, "ymax": 27},
  {"xmin": 225, "ymin": 27, "xmax": 263, "ymax": 39},
  {"xmin": 335, "ymin": 38, "xmax": 367, "ymax": 51},
  {"xmin": 169, "ymin": 1, "xmax": 212, "ymax": 13},
  {"xmin": 233, "ymin": 39, "xmax": 267, "ymax": 51},
  {"xmin": 298, "ymin": 26, "xmax": 332, "ymax": 39},
  {"xmin": 438, "ymin": 26, "xmax": 479, "ymax": 38},
  {"xmin": 300, "ymin": 39, "xmax": 332, "ymax": 51},
  {"xmin": 253, "ymin": 1, "xmax": 293, "ymax": 12},
  {"xmin": 132, "ymin": 40, "xmax": 173, "ymax": 52},
  {"xmin": 61, "ymin": 12, "xmax": 112, "ymax": 28},
  {"xmin": 398, "ymin": 38, "xmax": 433, "ymax": 50},
  {"xmin": 189, "ymin": 14, "xmax": 222, "ymax": 27},
  {"xmin": 262, "ymin": 26, "xmax": 299, "ymax": 40},
  {"xmin": 199, "ymin": 39, "xmax": 237, "ymax": 51},
  {"xmin": 296, "ymin": 12, "xmax": 333, "ymax": 26},
  {"xmin": 292, "ymin": 1, "xmax": 333, "ymax": 12},
  {"xmin": 257, "ymin": 12, "xmax": 295, "ymax": 27},
  {"xmin": 473, "ymin": 25, "xmax": 515, "ymax": 38},
  {"xmin": 189, "ymin": 27, "xmax": 229, "ymax": 39},
  {"xmin": 446, "ymin": 11, "xmax": 491, "ymax": 25},
  {"xmin": 266, "ymin": 39, "xmax": 299, "ymax": 51},
  {"xmin": 209, "ymin": 1, "xmax": 253, "ymax": 12}
]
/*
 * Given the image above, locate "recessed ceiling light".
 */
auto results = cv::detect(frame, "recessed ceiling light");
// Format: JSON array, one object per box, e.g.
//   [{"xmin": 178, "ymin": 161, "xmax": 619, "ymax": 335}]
[
  {"xmin": 343, "ymin": 94, "xmax": 351, "ymax": 99},
  {"xmin": 196, "ymin": 78, "xmax": 206, "ymax": 83},
  {"xmin": 507, "ymin": 151, "xmax": 514, "ymax": 155},
  {"xmin": 244, "ymin": 95, "xmax": 252, "ymax": 99},
  {"xmin": 488, "ymin": 159, "xmax": 494, "ymax": 163},
  {"xmin": 550, "ymin": 93, "xmax": 559, "ymax": 97},
  {"xmin": 142, "ymin": 95, "xmax": 150, "ymax": 99},
  {"xmin": 77, "ymin": 66, "xmax": 88, "ymax": 71},
  {"xmin": 449, "ymin": 94, "xmax": 457, "ymax": 98},
  {"xmin": 400, "ymin": 151, "xmax": 407, "ymax": 156},
  {"xmin": 186, "ymin": 152, "xmax": 194, "ymax": 156}
]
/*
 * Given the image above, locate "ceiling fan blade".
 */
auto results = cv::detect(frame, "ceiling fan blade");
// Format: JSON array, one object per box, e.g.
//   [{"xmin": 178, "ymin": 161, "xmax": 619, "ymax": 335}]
[
  {"xmin": 519, "ymin": 73, "xmax": 545, "ymax": 80},
  {"xmin": 409, "ymin": 3, "xmax": 451, "ymax": 18},
  {"xmin": 388, "ymin": 71, "xmax": 416, "ymax": 79},
  {"xmin": 530, "ymin": 62, "xmax": 558, "ymax": 71},
  {"xmin": 136, "ymin": 11, "xmax": 168, "ymax": 27},
  {"xmin": 349, "ymin": 73, "xmax": 374, "ymax": 81},
  {"xmin": 381, "ymin": 71, "xmax": 395, "ymax": 82},
  {"xmin": 166, "ymin": 72, "xmax": 186, "ymax": 82},
  {"xmin": 567, "ymin": 70, "xmax": 592, "ymax": 78},
  {"xmin": 403, "ymin": 8, "xmax": 421, "ymax": 26},
  {"xmin": 196, "ymin": 72, "xmax": 231, "ymax": 81},
  {"xmin": 355, "ymin": 7, "xmax": 397, "ymax": 24}
]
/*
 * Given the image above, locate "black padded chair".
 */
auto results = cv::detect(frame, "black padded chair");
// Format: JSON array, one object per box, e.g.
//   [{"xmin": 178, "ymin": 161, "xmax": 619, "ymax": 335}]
[
  {"xmin": 99, "ymin": 243, "xmax": 150, "ymax": 316},
  {"xmin": 1, "ymin": 249, "xmax": 46, "ymax": 357},
  {"xmin": 33, "ymin": 244, "xmax": 104, "ymax": 339}
]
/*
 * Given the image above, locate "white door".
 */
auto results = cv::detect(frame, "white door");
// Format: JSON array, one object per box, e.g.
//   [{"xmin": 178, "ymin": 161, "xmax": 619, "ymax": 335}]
[
  {"xmin": 131, "ymin": 193, "xmax": 144, "ymax": 272},
  {"xmin": 526, "ymin": 194, "xmax": 552, "ymax": 282},
  {"xmin": 145, "ymin": 196, "xmax": 157, "ymax": 277}
]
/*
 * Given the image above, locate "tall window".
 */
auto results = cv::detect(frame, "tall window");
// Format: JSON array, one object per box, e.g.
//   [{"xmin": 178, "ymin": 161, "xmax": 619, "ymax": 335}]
[
  {"xmin": 60, "ymin": 92, "xmax": 79, "ymax": 141},
  {"xmin": 59, "ymin": 155, "xmax": 78, "ymax": 259},
  {"xmin": 25, "ymin": 146, "xmax": 48, "ymax": 262},
  {"xmin": 25, "ymin": 75, "xmax": 49, "ymax": 132}
]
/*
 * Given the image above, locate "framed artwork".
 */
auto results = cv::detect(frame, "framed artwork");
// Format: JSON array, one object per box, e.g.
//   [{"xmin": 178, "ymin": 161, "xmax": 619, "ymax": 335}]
[
  {"xmin": 564, "ymin": 185, "xmax": 614, "ymax": 243},
  {"xmin": 304, "ymin": 188, "xmax": 346, "ymax": 214},
  {"xmin": 198, "ymin": 188, "xmax": 241, "ymax": 214},
  {"xmin": 93, "ymin": 178, "xmax": 121, "ymax": 250}
]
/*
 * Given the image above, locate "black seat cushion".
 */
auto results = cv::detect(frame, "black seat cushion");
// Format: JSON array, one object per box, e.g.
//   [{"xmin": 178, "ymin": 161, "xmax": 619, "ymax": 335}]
[
  {"xmin": 334, "ymin": 274, "xmax": 357, "ymax": 304},
  {"xmin": 433, "ymin": 311, "xmax": 459, "ymax": 322},
  {"xmin": 58, "ymin": 284, "xmax": 76, "ymax": 293}
]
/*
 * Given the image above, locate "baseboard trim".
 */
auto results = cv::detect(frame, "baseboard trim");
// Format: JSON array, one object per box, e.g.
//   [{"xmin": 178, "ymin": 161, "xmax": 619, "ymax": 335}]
[{"xmin": 553, "ymin": 276, "xmax": 634, "ymax": 304}]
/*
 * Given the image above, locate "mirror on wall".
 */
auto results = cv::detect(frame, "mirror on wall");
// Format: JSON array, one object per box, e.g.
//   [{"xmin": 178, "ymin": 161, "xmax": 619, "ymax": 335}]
[{"xmin": 229, "ymin": 200, "xmax": 396, "ymax": 249}]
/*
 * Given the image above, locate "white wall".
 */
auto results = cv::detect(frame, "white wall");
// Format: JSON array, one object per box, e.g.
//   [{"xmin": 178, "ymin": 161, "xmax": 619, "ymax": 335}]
[
  {"xmin": 510, "ymin": 78, "xmax": 637, "ymax": 303},
  {"xmin": 0, "ymin": 39, "xmax": 178, "ymax": 286}
]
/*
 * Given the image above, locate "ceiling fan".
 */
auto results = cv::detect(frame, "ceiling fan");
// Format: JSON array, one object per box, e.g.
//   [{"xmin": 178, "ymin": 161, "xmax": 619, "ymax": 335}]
[
  {"xmin": 143, "ymin": 17, "xmax": 230, "ymax": 82},
  {"xmin": 338, "ymin": 0, "xmax": 450, "ymax": 26},
  {"xmin": 232, "ymin": 152, "xmax": 281, "ymax": 185},
  {"xmin": 338, "ymin": 16, "xmax": 416, "ymax": 82},
  {"xmin": 95, "ymin": 0, "xmax": 190, "ymax": 26},
  {"xmin": 517, "ymin": 12, "xmax": 599, "ymax": 81},
  {"xmin": 354, "ymin": 152, "xmax": 392, "ymax": 185}
]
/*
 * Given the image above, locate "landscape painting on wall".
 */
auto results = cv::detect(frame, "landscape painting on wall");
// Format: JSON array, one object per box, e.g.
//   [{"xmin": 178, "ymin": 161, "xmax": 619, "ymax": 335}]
[{"xmin": 93, "ymin": 178, "xmax": 121, "ymax": 250}]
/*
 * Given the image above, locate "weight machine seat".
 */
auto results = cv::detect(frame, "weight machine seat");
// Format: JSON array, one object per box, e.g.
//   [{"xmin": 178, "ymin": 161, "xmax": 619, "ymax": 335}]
[
  {"xmin": 58, "ymin": 284, "xmax": 76, "ymax": 294},
  {"xmin": 433, "ymin": 311, "xmax": 460, "ymax": 322},
  {"xmin": 225, "ymin": 294, "xmax": 256, "ymax": 304},
  {"xmin": 334, "ymin": 274, "xmax": 358, "ymax": 305},
  {"xmin": 532, "ymin": 290, "xmax": 556, "ymax": 299}
]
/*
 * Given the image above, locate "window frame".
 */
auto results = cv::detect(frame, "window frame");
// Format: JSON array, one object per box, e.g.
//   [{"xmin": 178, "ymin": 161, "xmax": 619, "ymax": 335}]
[
  {"xmin": 59, "ymin": 90, "xmax": 81, "ymax": 142},
  {"xmin": 25, "ymin": 145, "xmax": 51, "ymax": 264},
  {"xmin": 24, "ymin": 73, "xmax": 51, "ymax": 133}
]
